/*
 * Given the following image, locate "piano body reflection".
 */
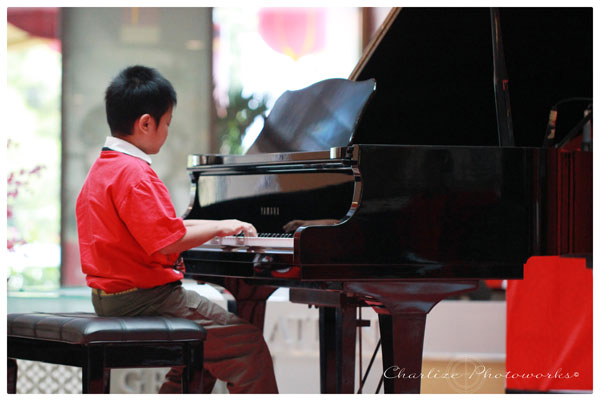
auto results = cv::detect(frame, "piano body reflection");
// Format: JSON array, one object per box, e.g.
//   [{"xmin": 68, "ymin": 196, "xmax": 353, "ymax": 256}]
[{"xmin": 182, "ymin": 8, "xmax": 592, "ymax": 394}]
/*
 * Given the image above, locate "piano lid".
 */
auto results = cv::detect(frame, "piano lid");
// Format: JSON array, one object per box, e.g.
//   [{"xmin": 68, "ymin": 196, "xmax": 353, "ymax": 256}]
[{"xmin": 349, "ymin": 7, "xmax": 592, "ymax": 147}]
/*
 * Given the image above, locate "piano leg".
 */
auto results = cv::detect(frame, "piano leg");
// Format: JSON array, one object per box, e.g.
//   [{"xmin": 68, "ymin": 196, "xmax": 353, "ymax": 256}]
[
  {"xmin": 346, "ymin": 280, "xmax": 479, "ymax": 394},
  {"xmin": 319, "ymin": 307, "xmax": 337, "ymax": 393},
  {"xmin": 319, "ymin": 301, "xmax": 358, "ymax": 393},
  {"xmin": 378, "ymin": 312, "xmax": 427, "ymax": 393},
  {"xmin": 291, "ymin": 289, "xmax": 359, "ymax": 393}
]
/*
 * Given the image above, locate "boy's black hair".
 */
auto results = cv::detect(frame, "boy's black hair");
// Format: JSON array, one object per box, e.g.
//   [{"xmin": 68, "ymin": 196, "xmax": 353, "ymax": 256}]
[{"xmin": 105, "ymin": 65, "xmax": 177, "ymax": 136}]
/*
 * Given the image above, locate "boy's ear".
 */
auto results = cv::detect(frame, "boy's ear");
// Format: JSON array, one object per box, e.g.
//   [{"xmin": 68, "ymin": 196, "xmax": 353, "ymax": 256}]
[{"xmin": 135, "ymin": 114, "xmax": 153, "ymax": 134}]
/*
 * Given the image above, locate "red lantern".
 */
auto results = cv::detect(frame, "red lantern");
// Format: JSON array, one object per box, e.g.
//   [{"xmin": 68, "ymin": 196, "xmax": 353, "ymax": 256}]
[
  {"xmin": 8, "ymin": 7, "xmax": 60, "ymax": 52},
  {"xmin": 8, "ymin": 8, "xmax": 59, "ymax": 40},
  {"xmin": 258, "ymin": 8, "xmax": 327, "ymax": 61}
]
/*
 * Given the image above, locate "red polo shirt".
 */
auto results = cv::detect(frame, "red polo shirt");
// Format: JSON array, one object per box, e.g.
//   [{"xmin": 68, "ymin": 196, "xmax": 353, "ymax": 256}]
[{"xmin": 76, "ymin": 150, "xmax": 186, "ymax": 292}]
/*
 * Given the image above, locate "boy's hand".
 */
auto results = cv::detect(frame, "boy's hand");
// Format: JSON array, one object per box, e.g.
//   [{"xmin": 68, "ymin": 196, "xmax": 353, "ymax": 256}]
[
  {"xmin": 159, "ymin": 219, "xmax": 257, "ymax": 255},
  {"xmin": 282, "ymin": 219, "xmax": 306, "ymax": 233},
  {"xmin": 283, "ymin": 219, "xmax": 339, "ymax": 233},
  {"xmin": 217, "ymin": 219, "xmax": 258, "ymax": 237}
]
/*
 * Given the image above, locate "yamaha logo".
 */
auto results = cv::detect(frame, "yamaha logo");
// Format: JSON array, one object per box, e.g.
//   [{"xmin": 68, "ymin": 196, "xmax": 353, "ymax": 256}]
[{"xmin": 260, "ymin": 206, "xmax": 280, "ymax": 216}]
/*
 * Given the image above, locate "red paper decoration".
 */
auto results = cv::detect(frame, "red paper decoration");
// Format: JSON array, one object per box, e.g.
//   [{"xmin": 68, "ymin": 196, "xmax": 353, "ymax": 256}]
[{"xmin": 258, "ymin": 8, "xmax": 327, "ymax": 61}]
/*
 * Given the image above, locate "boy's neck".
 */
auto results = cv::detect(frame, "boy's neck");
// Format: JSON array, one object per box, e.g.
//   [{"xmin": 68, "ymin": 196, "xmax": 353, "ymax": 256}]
[
  {"xmin": 106, "ymin": 136, "xmax": 153, "ymax": 164},
  {"xmin": 114, "ymin": 134, "xmax": 150, "ymax": 155}
]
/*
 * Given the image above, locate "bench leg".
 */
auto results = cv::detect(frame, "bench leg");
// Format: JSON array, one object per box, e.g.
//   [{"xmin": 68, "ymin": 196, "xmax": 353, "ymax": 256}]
[
  {"xmin": 104, "ymin": 369, "xmax": 111, "ymax": 393},
  {"xmin": 7, "ymin": 358, "xmax": 17, "ymax": 394},
  {"xmin": 183, "ymin": 343, "xmax": 204, "ymax": 393},
  {"xmin": 82, "ymin": 346, "xmax": 109, "ymax": 393}
]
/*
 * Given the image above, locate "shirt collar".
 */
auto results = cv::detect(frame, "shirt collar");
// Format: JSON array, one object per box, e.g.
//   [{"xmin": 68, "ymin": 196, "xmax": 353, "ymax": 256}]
[{"xmin": 103, "ymin": 136, "xmax": 152, "ymax": 165}]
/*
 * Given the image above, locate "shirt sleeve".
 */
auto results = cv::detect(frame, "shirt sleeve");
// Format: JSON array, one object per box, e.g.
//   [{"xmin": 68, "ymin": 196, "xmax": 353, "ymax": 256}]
[{"xmin": 118, "ymin": 178, "xmax": 187, "ymax": 256}]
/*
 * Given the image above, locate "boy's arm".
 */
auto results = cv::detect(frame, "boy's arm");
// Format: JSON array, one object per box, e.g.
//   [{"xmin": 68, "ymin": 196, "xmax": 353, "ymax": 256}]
[
  {"xmin": 182, "ymin": 219, "xmax": 214, "ymax": 227},
  {"xmin": 159, "ymin": 219, "xmax": 257, "ymax": 255}
]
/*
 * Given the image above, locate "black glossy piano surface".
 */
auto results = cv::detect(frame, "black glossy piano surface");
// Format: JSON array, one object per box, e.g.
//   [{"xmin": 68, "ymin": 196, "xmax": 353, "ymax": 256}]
[
  {"xmin": 183, "ymin": 144, "xmax": 551, "ymax": 281},
  {"xmin": 181, "ymin": 8, "xmax": 592, "ymax": 394}
]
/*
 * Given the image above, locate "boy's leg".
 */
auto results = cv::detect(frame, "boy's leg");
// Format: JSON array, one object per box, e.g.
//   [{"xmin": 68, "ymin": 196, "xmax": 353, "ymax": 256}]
[
  {"xmin": 151, "ymin": 283, "xmax": 278, "ymax": 394},
  {"xmin": 160, "ymin": 367, "xmax": 217, "ymax": 394}
]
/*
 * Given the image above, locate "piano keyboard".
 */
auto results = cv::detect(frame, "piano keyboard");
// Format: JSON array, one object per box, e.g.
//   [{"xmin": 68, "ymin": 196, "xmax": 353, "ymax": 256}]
[{"xmin": 208, "ymin": 233, "xmax": 294, "ymax": 249}]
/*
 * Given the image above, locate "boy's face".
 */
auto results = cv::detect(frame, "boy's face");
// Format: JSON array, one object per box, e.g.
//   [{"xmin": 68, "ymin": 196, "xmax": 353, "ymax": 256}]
[{"xmin": 145, "ymin": 107, "xmax": 173, "ymax": 154}]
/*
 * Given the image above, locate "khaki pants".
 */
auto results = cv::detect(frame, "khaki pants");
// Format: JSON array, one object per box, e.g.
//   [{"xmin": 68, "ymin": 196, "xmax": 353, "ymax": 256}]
[{"xmin": 91, "ymin": 280, "xmax": 278, "ymax": 394}]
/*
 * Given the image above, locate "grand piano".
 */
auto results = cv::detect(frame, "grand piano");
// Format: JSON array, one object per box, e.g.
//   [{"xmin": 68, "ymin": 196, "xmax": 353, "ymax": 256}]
[{"xmin": 181, "ymin": 8, "xmax": 592, "ymax": 394}]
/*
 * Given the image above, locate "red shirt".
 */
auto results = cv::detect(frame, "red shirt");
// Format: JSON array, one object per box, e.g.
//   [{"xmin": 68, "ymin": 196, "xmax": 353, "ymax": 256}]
[{"xmin": 76, "ymin": 150, "xmax": 186, "ymax": 292}]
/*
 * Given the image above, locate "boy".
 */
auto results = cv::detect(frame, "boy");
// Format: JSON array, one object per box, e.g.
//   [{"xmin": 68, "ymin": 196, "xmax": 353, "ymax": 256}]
[{"xmin": 76, "ymin": 65, "xmax": 278, "ymax": 393}]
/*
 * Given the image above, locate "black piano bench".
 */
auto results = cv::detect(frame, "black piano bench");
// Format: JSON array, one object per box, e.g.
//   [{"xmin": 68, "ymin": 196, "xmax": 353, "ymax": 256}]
[{"xmin": 7, "ymin": 312, "xmax": 206, "ymax": 394}]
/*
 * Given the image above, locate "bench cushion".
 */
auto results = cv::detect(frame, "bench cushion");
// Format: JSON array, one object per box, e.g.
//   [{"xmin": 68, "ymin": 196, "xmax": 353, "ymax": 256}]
[{"xmin": 7, "ymin": 313, "xmax": 206, "ymax": 345}]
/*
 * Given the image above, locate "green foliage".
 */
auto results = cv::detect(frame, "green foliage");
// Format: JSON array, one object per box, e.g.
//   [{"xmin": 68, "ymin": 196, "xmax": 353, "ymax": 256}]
[
  {"xmin": 8, "ymin": 266, "xmax": 60, "ymax": 292},
  {"xmin": 216, "ymin": 88, "xmax": 268, "ymax": 154}
]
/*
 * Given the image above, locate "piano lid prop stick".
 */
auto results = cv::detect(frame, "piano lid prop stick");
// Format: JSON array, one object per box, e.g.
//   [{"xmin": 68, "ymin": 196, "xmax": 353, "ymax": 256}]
[{"xmin": 490, "ymin": 8, "xmax": 515, "ymax": 147}]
